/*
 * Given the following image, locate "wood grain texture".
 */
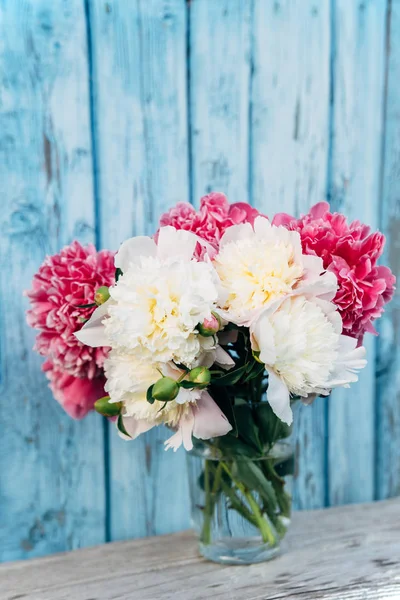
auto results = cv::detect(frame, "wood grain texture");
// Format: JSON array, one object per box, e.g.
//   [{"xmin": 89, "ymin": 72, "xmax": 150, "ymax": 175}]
[
  {"xmin": 0, "ymin": 0, "xmax": 399, "ymax": 563},
  {"xmin": 0, "ymin": 0, "xmax": 105, "ymax": 561},
  {"xmin": 1, "ymin": 499, "xmax": 399, "ymax": 600},
  {"xmin": 189, "ymin": 0, "xmax": 252, "ymax": 204},
  {"xmin": 376, "ymin": 0, "xmax": 400, "ymax": 500},
  {"xmin": 87, "ymin": 0, "xmax": 191, "ymax": 540},
  {"xmin": 327, "ymin": 0, "xmax": 388, "ymax": 506},
  {"xmin": 251, "ymin": 0, "xmax": 331, "ymax": 509}
]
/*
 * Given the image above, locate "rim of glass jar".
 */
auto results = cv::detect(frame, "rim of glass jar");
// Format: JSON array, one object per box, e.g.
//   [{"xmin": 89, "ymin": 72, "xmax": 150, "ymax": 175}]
[{"xmin": 187, "ymin": 439, "xmax": 294, "ymax": 462}]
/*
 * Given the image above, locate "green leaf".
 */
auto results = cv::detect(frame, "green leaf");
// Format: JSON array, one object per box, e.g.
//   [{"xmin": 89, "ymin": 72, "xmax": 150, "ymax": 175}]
[
  {"xmin": 211, "ymin": 364, "xmax": 248, "ymax": 387},
  {"xmin": 117, "ymin": 414, "xmax": 132, "ymax": 438},
  {"xmin": 146, "ymin": 385, "xmax": 155, "ymax": 404},
  {"xmin": 254, "ymin": 402, "xmax": 291, "ymax": 449},
  {"xmin": 115, "ymin": 267, "xmax": 123, "ymax": 282},
  {"xmin": 234, "ymin": 404, "xmax": 263, "ymax": 453},
  {"xmin": 252, "ymin": 350, "xmax": 263, "ymax": 364},
  {"xmin": 198, "ymin": 462, "xmax": 231, "ymax": 493},
  {"xmin": 179, "ymin": 380, "xmax": 205, "ymax": 389},
  {"xmin": 94, "ymin": 396, "xmax": 122, "ymax": 417},
  {"xmin": 275, "ymin": 455, "xmax": 295, "ymax": 478},
  {"xmin": 213, "ymin": 435, "xmax": 259, "ymax": 459},
  {"xmin": 233, "ymin": 459, "xmax": 278, "ymax": 513},
  {"xmin": 243, "ymin": 361, "xmax": 265, "ymax": 382}
]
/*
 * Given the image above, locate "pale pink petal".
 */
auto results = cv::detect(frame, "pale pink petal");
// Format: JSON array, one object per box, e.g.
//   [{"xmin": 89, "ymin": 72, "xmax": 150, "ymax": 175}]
[
  {"xmin": 192, "ymin": 392, "xmax": 232, "ymax": 440},
  {"xmin": 214, "ymin": 346, "xmax": 235, "ymax": 370},
  {"xmin": 164, "ymin": 412, "xmax": 195, "ymax": 451},
  {"xmin": 118, "ymin": 416, "xmax": 155, "ymax": 441}
]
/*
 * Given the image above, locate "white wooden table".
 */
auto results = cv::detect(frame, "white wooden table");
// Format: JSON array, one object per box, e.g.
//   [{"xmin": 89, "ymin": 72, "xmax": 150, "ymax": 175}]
[{"xmin": 1, "ymin": 498, "xmax": 399, "ymax": 600}]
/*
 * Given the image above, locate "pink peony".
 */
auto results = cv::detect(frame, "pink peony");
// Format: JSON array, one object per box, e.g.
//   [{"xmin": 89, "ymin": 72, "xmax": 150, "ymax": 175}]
[
  {"xmin": 26, "ymin": 241, "xmax": 115, "ymax": 379},
  {"xmin": 43, "ymin": 361, "xmax": 106, "ymax": 419},
  {"xmin": 159, "ymin": 192, "xmax": 263, "ymax": 258},
  {"xmin": 273, "ymin": 202, "xmax": 396, "ymax": 340}
]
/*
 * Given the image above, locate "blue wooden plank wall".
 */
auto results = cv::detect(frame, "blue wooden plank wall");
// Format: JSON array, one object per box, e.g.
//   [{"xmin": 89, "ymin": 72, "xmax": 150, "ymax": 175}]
[{"xmin": 0, "ymin": 0, "xmax": 398, "ymax": 562}]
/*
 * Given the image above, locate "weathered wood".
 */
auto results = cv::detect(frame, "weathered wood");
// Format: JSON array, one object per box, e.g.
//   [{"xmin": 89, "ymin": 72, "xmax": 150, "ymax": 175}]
[
  {"xmin": 1, "ymin": 499, "xmax": 399, "ymax": 600},
  {"xmin": 0, "ymin": 0, "xmax": 399, "ymax": 563},
  {"xmin": 0, "ymin": 0, "xmax": 105, "ymax": 561},
  {"xmin": 377, "ymin": 0, "xmax": 400, "ymax": 500},
  {"xmin": 251, "ymin": 0, "xmax": 331, "ymax": 509},
  {"xmin": 87, "ymin": 0, "xmax": 191, "ymax": 540},
  {"xmin": 327, "ymin": 0, "xmax": 388, "ymax": 505},
  {"xmin": 189, "ymin": 0, "xmax": 252, "ymax": 205}
]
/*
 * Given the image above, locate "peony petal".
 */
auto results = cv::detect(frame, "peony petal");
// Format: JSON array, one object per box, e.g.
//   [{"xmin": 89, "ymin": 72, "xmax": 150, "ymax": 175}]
[
  {"xmin": 272, "ymin": 212, "xmax": 295, "ymax": 227},
  {"xmin": 115, "ymin": 236, "xmax": 157, "ymax": 271},
  {"xmin": 218, "ymin": 222, "xmax": 253, "ymax": 248},
  {"xmin": 250, "ymin": 311, "xmax": 277, "ymax": 364},
  {"xmin": 164, "ymin": 412, "xmax": 195, "ymax": 451},
  {"xmin": 296, "ymin": 269, "xmax": 338, "ymax": 302},
  {"xmin": 214, "ymin": 346, "xmax": 235, "ymax": 370},
  {"xmin": 326, "ymin": 335, "xmax": 367, "ymax": 387},
  {"xmin": 309, "ymin": 201, "xmax": 330, "ymax": 218},
  {"xmin": 117, "ymin": 416, "xmax": 154, "ymax": 441},
  {"xmin": 164, "ymin": 429, "xmax": 183, "ymax": 451},
  {"xmin": 266, "ymin": 370, "xmax": 293, "ymax": 425},
  {"xmin": 157, "ymin": 226, "xmax": 197, "ymax": 261},
  {"xmin": 74, "ymin": 301, "xmax": 111, "ymax": 347},
  {"xmin": 253, "ymin": 215, "xmax": 273, "ymax": 238},
  {"xmin": 192, "ymin": 392, "xmax": 232, "ymax": 440}
]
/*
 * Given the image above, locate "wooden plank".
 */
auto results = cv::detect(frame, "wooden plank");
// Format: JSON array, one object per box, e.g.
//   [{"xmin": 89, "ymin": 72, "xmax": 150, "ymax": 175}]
[
  {"xmin": 87, "ymin": 0, "xmax": 190, "ymax": 540},
  {"xmin": 189, "ymin": 0, "xmax": 252, "ymax": 204},
  {"xmin": 376, "ymin": 0, "xmax": 400, "ymax": 500},
  {"xmin": 327, "ymin": 0, "xmax": 388, "ymax": 505},
  {"xmin": 251, "ymin": 0, "xmax": 331, "ymax": 509},
  {"xmin": 0, "ymin": 0, "xmax": 105, "ymax": 561},
  {"xmin": 1, "ymin": 499, "xmax": 399, "ymax": 600}
]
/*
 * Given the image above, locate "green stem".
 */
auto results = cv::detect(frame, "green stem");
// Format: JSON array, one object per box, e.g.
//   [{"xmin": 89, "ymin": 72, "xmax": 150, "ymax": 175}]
[
  {"xmin": 200, "ymin": 460, "xmax": 212, "ymax": 545},
  {"xmin": 220, "ymin": 462, "xmax": 278, "ymax": 546},
  {"xmin": 211, "ymin": 462, "xmax": 222, "ymax": 494}
]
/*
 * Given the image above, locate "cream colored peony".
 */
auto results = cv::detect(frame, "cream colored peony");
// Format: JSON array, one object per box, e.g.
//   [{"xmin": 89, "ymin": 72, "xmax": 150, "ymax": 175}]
[
  {"xmin": 76, "ymin": 227, "xmax": 225, "ymax": 369},
  {"xmin": 214, "ymin": 217, "xmax": 337, "ymax": 325},
  {"xmin": 104, "ymin": 351, "xmax": 231, "ymax": 450},
  {"xmin": 251, "ymin": 296, "xmax": 367, "ymax": 425}
]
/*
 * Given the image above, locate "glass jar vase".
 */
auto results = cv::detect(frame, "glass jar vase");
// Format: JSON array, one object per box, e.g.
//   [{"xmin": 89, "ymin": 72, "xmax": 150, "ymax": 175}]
[{"xmin": 187, "ymin": 434, "xmax": 295, "ymax": 565}]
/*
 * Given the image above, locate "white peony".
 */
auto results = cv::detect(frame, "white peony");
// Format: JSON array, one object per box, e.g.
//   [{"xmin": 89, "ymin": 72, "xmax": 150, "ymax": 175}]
[
  {"xmin": 214, "ymin": 217, "xmax": 337, "ymax": 325},
  {"xmin": 104, "ymin": 351, "xmax": 201, "ymax": 426},
  {"xmin": 104, "ymin": 351, "xmax": 232, "ymax": 450},
  {"xmin": 251, "ymin": 295, "xmax": 367, "ymax": 425},
  {"xmin": 76, "ymin": 227, "xmax": 222, "ymax": 369}
]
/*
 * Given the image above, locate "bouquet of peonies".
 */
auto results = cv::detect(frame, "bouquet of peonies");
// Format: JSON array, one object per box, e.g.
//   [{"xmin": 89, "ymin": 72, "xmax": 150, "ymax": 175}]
[{"xmin": 26, "ymin": 193, "xmax": 395, "ymax": 564}]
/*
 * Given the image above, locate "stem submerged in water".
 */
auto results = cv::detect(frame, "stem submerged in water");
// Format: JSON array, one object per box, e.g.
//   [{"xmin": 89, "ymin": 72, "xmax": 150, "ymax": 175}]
[{"xmin": 200, "ymin": 458, "xmax": 290, "ymax": 547}]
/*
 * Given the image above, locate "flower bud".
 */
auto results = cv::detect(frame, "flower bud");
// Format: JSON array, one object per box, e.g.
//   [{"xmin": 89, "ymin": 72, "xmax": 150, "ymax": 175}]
[
  {"xmin": 189, "ymin": 366, "xmax": 211, "ymax": 386},
  {"xmin": 197, "ymin": 312, "xmax": 221, "ymax": 337},
  {"xmin": 94, "ymin": 396, "xmax": 122, "ymax": 417},
  {"xmin": 95, "ymin": 286, "xmax": 110, "ymax": 305},
  {"xmin": 152, "ymin": 377, "xmax": 180, "ymax": 402}
]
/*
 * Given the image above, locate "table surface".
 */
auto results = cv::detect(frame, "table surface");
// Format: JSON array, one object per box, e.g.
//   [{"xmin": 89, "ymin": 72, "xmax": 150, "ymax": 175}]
[{"xmin": 1, "ymin": 498, "xmax": 399, "ymax": 600}]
